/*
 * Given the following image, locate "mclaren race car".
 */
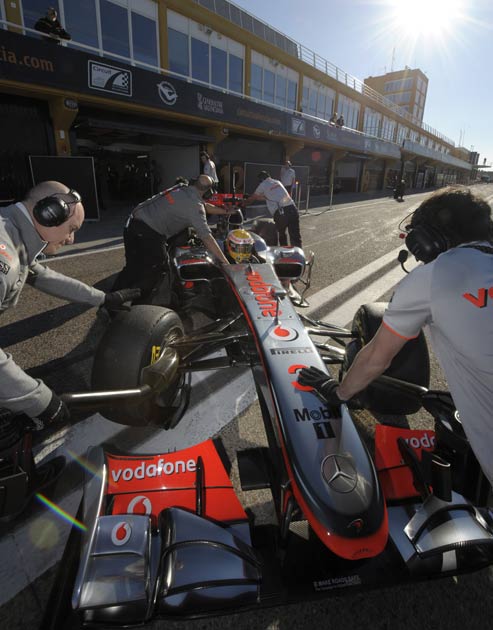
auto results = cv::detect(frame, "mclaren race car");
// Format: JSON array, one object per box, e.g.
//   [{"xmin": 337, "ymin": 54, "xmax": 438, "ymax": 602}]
[{"xmin": 41, "ymin": 253, "xmax": 493, "ymax": 629}]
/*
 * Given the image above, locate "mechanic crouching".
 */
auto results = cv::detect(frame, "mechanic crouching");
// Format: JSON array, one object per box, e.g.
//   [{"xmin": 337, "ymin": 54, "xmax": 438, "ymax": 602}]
[
  {"xmin": 113, "ymin": 174, "xmax": 230, "ymax": 301},
  {"xmin": 299, "ymin": 186, "xmax": 493, "ymax": 487},
  {"xmin": 0, "ymin": 181, "xmax": 139, "ymax": 514}
]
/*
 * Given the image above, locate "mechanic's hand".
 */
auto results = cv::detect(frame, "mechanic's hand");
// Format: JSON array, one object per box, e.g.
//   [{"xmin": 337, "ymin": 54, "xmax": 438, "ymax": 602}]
[
  {"xmin": 298, "ymin": 367, "xmax": 345, "ymax": 406},
  {"xmin": 104, "ymin": 288, "xmax": 141, "ymax": 311},
  {"xmin": 33, "ymin": 392, "xmax": 71, "ymax": 430}
]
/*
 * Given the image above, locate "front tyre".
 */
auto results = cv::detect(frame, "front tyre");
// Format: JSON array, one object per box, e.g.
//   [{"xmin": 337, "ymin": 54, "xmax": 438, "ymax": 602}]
[
  {"xmin": 343, "ymin": 302, "xmax": 430, "ymax": 415},
  {"xmin": 91, "ymin": 305, "xmax": 184, "ymax": 426}
]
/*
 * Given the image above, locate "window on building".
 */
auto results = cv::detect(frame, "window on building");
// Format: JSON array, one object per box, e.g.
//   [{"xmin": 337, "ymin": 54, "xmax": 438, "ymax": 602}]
[
  {"xmin": 64, "ymin": 0, "xmax": 98, "ymax": 50},
  {"xmin": 338, "ymin": 94, "xmax": 360, "ymax": 129},
  {"xmin": 287, "ymin": 80, "xmax": 297, "ymax": 110},
  {"xmin": 251, "ymin": 50, "xmax": 298, "ymax": 110},
  {"xmin": 167, "ymin": 10, "xmax": 244, "ymax": 94},
  {"xmin": 308, "ymin": 89, "xmax": 317, "ymax": 117},
  {"xmin": 302, "ymin": 79, "xmax": 334, "ymax": 120},
  {"xmin": 264, "ymin": 69, "xmax": 275, "ymax": 103},
  {"xmin": 168, "ymin": 27, "xmax": 189, "ymax": 76},
  {"xmin": 211, "ymin": 46, "xmax": 227, "ymax": 89},
  {"xmin": 397, "ymin": 91, "xmax": 411, "ymax": 105},
  {"xmin": 302, "ymin": 85, "xmax": 309, "ymax": 112},
  {"xmin": 381, "ymin": 116, "xmax": 396, "ymax": 141},
  {"xmin": 251, "ymin": 63, "xmax": 263, "ymax": 100},
  {"xmin": 131, "ymin": 11, "xmax": 158, "ymax": 68},
  {"xmin": 363, "ymin": 107, "xmax": 381, "ymax": 137},
  {"xmin": 384, "ymin": 77, "xmax": 414, "ymax": 92},
  {"xmin": 316, "ymin": 91, "xmax": 326, "ymax": 119},
  {"xmin": 324, "ymin": 89, "xmax": 335, "ymax": 119},
  {"xmin": 100, "ymin": 0, "xmax": 130, "ymax": 59},
  {"xmin": 191, "ymin": 37, "xmax": 209, "ymax": 83},
  {"xmin": 397, "ymin": 125, "xmax": 409, "ymax": 144},
  {"xmin": 275, "ymin": 75, "xmax": 287, "ymax": 107},
  {"xmin": 229, "ymin": 54, "xmax": 243, "ymax": 93}
]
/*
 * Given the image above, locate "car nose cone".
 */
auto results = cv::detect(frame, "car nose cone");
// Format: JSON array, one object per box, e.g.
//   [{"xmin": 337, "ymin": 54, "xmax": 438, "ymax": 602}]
[{"xmin": 322, "ymin": 454, "xmax": 358, "ymax": 493}]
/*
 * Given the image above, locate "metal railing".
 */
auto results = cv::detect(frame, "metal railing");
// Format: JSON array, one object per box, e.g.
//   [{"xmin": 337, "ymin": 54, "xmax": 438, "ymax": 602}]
[{"xmin": 192, "ymin": 0, "xmax": 455, "ymax": 146}]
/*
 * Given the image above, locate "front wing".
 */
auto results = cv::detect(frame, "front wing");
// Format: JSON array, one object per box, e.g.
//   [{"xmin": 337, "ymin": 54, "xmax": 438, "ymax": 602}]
[{"xmin": 69, "ymin": 437, "xmax": 493, "ymax": 626}]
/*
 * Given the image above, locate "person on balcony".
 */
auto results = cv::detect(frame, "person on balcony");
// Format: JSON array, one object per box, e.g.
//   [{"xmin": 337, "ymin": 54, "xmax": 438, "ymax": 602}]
[{"xmin": 35, "ymin": 7, "xmax": 71, "ymax": 44}]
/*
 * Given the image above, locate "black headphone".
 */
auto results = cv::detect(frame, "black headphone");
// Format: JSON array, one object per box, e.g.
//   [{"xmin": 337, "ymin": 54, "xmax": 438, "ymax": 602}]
[
  {"xmin": 33, "ymin": 189, "xmax": 81, "ymax": 227},
  {"xmin": 405, "ymin": 223, "xmax": 449, "ymax": 264}
]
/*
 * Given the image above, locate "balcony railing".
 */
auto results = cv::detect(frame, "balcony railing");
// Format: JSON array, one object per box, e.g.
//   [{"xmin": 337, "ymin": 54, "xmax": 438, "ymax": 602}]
[{"xmin": 192, "ymin": 0, "xmax": 455, "ymax": 146}]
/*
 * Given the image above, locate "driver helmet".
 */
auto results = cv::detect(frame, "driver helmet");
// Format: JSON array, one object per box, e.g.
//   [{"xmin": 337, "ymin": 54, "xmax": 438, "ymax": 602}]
[{"xmin": 226, "ymin": 229, "xmax": 254, "ymax": 263}]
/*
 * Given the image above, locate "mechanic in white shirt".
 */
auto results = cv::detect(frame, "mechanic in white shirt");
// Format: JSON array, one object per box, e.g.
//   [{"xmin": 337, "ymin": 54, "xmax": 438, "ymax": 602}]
[
  {"xmin": 280, "ymin": 160, "xmax": 296, "ymax": 195},
  {"xmin": 242, "ymin": 171, "xmax": 302, "ymax": 248},
  {"xmin": 200, "ymin": 152, "xmax": 219, "ymax": 190},
  {"xmin": 299, "ymin": 186, "xmax": 493, "ymax": 485}
]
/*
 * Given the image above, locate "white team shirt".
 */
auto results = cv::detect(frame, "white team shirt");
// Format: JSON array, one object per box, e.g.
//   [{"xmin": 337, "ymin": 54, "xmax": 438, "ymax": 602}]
[
  {"xmin": 383, "ymin": 242, "xmax": 493, "ymax": 483},
  {"xmin": 254, "ymin": 177, "xmax": 292, "ymax": 215},
  {"xmin": 203, "ymin": 159, "xmax": 218, "ymax": 184},
  {"xmin": 280, "ymin": 166, "xmax": 296, "ymax": 187}
]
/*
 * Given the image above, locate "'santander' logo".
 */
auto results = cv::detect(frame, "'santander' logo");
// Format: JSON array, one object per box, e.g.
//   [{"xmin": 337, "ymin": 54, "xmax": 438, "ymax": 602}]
[{"xmin": 246, "ymin": 270, "xmax": 279, "ymax": 317}]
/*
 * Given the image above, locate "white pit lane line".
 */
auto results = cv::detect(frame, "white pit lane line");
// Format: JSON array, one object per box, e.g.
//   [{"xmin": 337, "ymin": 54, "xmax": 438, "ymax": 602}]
[{"xmin": 0, "ymin": 244, "xmax": 416, "ymax": 606}]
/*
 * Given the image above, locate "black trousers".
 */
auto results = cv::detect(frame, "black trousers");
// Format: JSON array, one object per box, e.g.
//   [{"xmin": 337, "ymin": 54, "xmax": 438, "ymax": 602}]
[
  {"xmin": 273, "ymin": 204, "xmax": 302, "ymax": 248},
  {"xmin": 112, "ymin": 218, "xmax": 169, "ymax": 299}
]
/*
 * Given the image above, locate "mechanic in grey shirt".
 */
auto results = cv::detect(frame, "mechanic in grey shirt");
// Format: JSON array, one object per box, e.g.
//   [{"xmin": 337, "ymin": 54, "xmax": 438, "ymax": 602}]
[
  {"xmin": 298, "ymin": 186, "xmax": 493, "ymax": 485},
  {"xmin": 0, "ymin": 181, "xmax": 139, "ymax": 430},
  {"xmin": 113, "ymin": 174, "xmax": 229, "ymax": 299}
]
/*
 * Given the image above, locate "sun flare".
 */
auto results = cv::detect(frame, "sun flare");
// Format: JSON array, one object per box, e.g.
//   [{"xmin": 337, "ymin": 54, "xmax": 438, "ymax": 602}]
[{"xmin": 388, "ymin": 0, "xmax": 464, "ymax": 39}]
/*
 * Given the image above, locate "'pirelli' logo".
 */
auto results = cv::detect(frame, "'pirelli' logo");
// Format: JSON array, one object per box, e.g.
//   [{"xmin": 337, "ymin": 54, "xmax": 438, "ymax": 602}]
[{"xmin": 270, "ymin": 346, "xmax": 312, "ymax": 355}]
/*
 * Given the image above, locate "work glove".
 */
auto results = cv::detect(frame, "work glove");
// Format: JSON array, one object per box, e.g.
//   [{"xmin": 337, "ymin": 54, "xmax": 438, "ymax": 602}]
[
  {"xmin": 103, "ymin": 288, "xmax": 141, "ymax": 311},
  {"xmin": 298, "ymin": 366, "xmax": 345, "ymax": 406},
  {"xmin": 33, "ymin": 392, "xmax": 70, "ymax": 430}
]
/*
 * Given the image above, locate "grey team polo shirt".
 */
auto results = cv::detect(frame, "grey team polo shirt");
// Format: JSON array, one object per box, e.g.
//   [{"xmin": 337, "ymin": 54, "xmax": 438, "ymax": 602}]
[
  {"xmin": 133, "ymin": 185, "xmax": 212, "ymax": 241},
  {"xmin": 0, "ymin": 203, "xmax": 105, "ymax": 417},
  {"xmin": 383, "ymin": 242, "xmax": 493, "ymax": 483}
]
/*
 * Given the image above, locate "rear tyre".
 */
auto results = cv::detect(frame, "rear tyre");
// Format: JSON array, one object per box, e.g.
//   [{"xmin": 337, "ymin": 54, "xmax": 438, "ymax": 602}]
[
  {"xmin": 92, "ymin": 305, "xmax": 184, "ymax": 426},
  {"xmin": 251, "ymin": 218, "xmax": 278, "ymax": 246},
  {"xmin": 343, "ymin": 302, "xmax": 430, "ymax": 415}
]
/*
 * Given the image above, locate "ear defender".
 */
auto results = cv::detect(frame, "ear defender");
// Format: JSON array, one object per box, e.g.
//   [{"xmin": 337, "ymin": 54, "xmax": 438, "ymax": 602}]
[
  {"xmin": 33, "ymin": 190, "xmax": 81, "ymax": 227},
  {"xmin": 405, "ymin": 224, "xmax": 449, "ymax": 264}
]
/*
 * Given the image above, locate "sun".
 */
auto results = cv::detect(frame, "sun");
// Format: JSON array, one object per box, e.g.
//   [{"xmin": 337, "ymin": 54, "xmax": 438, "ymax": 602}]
[{"xmin": 387, "ymin": 0, "xmax": 464, "ymax": 39}]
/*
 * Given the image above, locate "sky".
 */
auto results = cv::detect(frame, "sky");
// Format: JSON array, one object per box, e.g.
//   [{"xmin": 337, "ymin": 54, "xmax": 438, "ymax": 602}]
[{"xmin": 233, "ymin": 0, "xmax": 493, "ymax": 166}]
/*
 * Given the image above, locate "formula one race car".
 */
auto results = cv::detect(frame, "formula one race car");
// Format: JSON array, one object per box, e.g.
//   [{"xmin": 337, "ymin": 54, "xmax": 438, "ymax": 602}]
[
  {"xmin": 41, "ymin": 259, "xmax": 493, "ymax": 630},
  {"xmin": 136, "ymin": 206, "xmax": 312, "ymax": 321}
]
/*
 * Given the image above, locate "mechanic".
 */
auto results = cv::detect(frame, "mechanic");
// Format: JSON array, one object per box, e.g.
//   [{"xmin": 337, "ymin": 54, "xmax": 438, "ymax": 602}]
[
  {"xmin": 0, "ymin": 181, "xmax": 139, "ymax": 427},
  {"xmin": 113, "ymin": 174, "xmax": 230, "ymax": 299},
  {"xmin": 299, "ymin": 186, "xmax": 493, "ymax": 484},
  {"xmin": 241, "ymin": 171, "xmax": 302, "ymax": 249},
  {"xmin": 200, "ymin": 152, "xmax": 219, "ymax": 191},
  {"xmin": 280, "ymin": 160, "xmax": 296, "ymax": 196}
]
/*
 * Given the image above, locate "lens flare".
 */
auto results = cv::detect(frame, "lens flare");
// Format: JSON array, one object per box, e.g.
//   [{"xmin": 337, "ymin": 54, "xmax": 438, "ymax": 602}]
[
  {"xmin": 66, "ymin": 448, "xmax": 117, "ymax": 490},
  {"xmin": 36, "ymin": 493, "xmax": 87, "ymax": 531}
]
